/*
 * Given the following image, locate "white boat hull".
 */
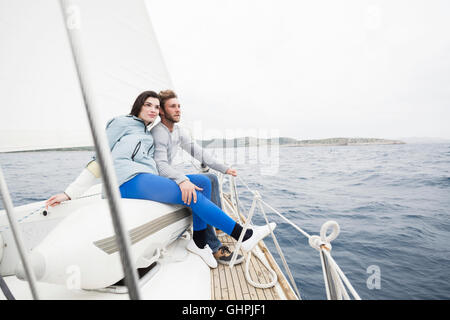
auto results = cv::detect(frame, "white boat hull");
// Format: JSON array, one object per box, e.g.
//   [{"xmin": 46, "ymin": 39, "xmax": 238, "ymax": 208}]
[{"xmin": 1, "ymin": 184, "xmax": 192, "ymax": 290}]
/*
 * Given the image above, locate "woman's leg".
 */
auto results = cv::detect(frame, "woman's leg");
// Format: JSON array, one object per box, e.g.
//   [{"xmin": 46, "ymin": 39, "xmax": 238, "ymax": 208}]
[
  {"xmin": 185, "ymin": 174, "xmax": 211, "ymax": 200},
  {"xmin": 120, "ymin": 173, "xmax": 237, "ymax": 234},
  {"xmin": 120, "ymin": 173, "xmax": 275, "ymax": 253}
]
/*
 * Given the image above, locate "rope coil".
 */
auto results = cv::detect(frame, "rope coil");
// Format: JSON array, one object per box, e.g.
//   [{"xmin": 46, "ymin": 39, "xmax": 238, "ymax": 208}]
[
  {"xmin": 309, "ymin": 220, "xmax": 340, "ymax": 252},
  {"xmin": 244, "ymin": 249, "xmax": 278, "ymax": 289}
]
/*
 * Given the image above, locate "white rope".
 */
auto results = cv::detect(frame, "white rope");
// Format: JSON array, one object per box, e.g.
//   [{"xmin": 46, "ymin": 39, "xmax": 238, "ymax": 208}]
[
  {"xmin": 233, "ymin": 175, "xmax": 361, "ymax": 300},
  {"xmin": 229, "ymin": 194, "xmax": 278, "ymax": 290},
  {"xmin": 309, "ymin": 221, "xmax": 361, "ymax": 300},
  {"xmin": 244, "ymin": 249, "xmax": 278, "ymax": 289},
  {"xmin": 228, "ymin": 178, "xmax": 301, "ymax": 298},
  {"xmin": 256, "ymin": 195, "xmax": 302, "ymax": 299},
  {"xmin": 322, "ymin": 249, "xmax": 361, "ymax": 300},
  {"xmin": 229, "ymin": 193, "xmax": 258, "ymax": 268},
  {"xmin": 237, "ymin": 176, "xmax": 312, "ymax": 240},
  {"xmin": 229, "ymin": 175, "xmax": 243, "ymax": 224},
  {"xmin": 319, "ymin": 248, "xmax": 332, "ymax": 299},
  {"xmin": 222, "ymin": 196, "xmax": 241, "ymax": 223}
]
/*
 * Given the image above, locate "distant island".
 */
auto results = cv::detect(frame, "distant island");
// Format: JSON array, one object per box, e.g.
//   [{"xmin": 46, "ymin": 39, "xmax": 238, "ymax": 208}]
[
  {"xmin": 3, "ymin": 137, "xmax": 405, "ymax": 153},
  {"xmin": 198, "ymin": 137, "xmax": 405, "ymax": 148}
]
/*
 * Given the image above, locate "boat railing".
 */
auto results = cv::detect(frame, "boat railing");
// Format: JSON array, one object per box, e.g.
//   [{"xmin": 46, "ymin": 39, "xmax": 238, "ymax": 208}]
[{"xmin": 220, "ymin": 173, "xmax": 361, "ymax": 300}]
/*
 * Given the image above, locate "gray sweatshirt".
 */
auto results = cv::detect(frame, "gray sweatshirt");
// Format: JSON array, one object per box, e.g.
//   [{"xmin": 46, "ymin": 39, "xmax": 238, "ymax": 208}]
[{"xmin": 151, "ymin": 122, "xmax": 229, "ymax": 184}]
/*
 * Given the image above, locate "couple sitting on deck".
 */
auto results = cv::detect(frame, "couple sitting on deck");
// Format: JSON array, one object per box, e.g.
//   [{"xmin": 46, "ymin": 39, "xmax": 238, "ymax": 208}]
[{"xmin": 46, "ymin": 90, "xmax": 276, "ymax": 269}]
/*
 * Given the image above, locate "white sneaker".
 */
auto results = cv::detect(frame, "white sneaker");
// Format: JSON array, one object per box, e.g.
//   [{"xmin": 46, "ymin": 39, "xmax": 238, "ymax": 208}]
[
  {"xmin": 187, "ymin": 240, "xmax": 218, "ymax": 268},
  {"xmin": 241, "ymin": 222, "xmax": 277, "ymax": 252}
]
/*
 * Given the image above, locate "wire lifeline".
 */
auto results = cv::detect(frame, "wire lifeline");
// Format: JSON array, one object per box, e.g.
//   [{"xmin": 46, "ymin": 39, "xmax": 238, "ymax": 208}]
[
  {"xmin": 234, "ymin": 175, "xmax": 361, "ymax": 300},
  {"xmin": 228, "ymin": 175, "xmax": 301, "ymax": 299}
]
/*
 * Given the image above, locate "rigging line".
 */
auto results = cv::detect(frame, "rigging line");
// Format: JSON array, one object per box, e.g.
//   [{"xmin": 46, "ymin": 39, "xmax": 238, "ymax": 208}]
[
  {"xmin": 256, "ymin": 199, "xmax": 302, "ymax": 300},
  {"xmin": 228, "ymin": 177, "xmax": 301, "ymax": 299},
  {"xmin": 0, "ymin": 189, "xmax": 101, "ymax": 231},
  {"xmin": 0, "ymin": 205, "xmax": 44, "ymax": 232},
  {"xmin": 230, "ymin": 175, "xmax": 244, "ymax": 224},
  {"xmin": 235, "ymin": 176, "xmax": 361, "ymax": 300},
  {"xmin": 236, "ymin": 176, "xmax": 312, "ymax": 240},
  {"xmin": 232, "ymin": 176, "xmax": 305, "ymax": 298},
  {"xmin": 322, "ymin": 249, "xmax": 361, "ymax": 300},
  {"xmin": 319, "ymin": 248, "xmax": 332, "ymax": 300},
  {"xmin": 224, "ymin": 175, "xmax": 252, "ymax": 223}
]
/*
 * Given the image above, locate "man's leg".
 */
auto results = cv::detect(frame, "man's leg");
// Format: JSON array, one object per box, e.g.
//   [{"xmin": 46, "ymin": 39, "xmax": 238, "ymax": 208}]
[
  {"xmin": 201, "ymin": 173, "xmax": 222, "ymax": 209},
  {"xmin": 184, "ymin": 174, "xmax": 242, "ymax": 266},
  {"xmin": 200, "ymin": 173, "xmax": 226, "ymax": 251},
  {"xmin": 204, "ymin": 224, "xmax": 222, "ymax": 253},
  {"xmin": 201, "ymin": 172, "xmax": 224, "ymax": 237},
  {"xmin": 186, "ymin": 174, "xmax": 222, "ymax": 253},
  {"xmin": 200, "ymin": 173, "xmax": 244, "ymax": 266}
]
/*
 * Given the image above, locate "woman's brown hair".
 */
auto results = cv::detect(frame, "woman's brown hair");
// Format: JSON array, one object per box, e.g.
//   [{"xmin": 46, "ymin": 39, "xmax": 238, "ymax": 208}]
[{"xmin": 129, "ymin": 90, "xmax": 159, "ymax": 117}]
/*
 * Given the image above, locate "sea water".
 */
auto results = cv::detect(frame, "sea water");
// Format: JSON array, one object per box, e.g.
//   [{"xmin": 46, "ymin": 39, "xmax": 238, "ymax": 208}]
[{"xmin": 1, "ymin": 143, "xmax": 449, "ymax": 300}]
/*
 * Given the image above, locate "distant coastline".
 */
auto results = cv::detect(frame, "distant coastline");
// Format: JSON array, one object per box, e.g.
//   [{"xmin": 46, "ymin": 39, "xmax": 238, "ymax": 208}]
[
  {"xmin": 198, "ymin": 137, "xmax": 405, "ymax": 148},
  {"xmin": 1, "ymin": 137, "xmax": 429, "ymax": 153}
]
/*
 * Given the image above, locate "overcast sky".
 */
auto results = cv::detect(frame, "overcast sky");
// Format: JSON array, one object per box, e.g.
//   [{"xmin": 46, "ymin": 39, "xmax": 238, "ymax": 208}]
[{"xmin": 146, "ymin": 0, "xmax": 450, "ymax": 140}]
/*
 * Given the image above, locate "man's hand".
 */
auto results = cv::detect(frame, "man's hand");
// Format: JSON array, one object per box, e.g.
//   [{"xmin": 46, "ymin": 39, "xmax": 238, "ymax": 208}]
[
  {"xmin": 45, "ymin": 193, "xmax": 70, "ymax": 210},
  {"xmin": 178, "ymin": 180, "xmax": 203, "ymax": 205},
  {"xmin": 226, "ymin": 168, "xmax": 237, "ymax": 176}
]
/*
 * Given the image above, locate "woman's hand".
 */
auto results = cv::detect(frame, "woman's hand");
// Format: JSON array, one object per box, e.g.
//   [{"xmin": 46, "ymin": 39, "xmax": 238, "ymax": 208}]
[
  {"xmin": 178, "ymin": 180, "xmax": 203, "ymax": 205},
  {"xmin": 45, "ymin": 193, "xmax": 70, "ymax": 209},
  {"xmin": 226, "ymin": 168, "xmax": 237, "ymax": 176}
]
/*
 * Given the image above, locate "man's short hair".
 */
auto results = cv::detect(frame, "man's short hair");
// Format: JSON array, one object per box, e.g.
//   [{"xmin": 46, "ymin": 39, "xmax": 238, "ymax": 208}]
[{"xmin": 159, "ymin": 90, "xmax": 178, "ymax": 110}]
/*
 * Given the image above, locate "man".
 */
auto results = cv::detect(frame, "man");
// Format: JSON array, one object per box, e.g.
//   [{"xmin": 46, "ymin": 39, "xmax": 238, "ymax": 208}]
[{"xmin": 151, "ymin": 90, "xmax": 244, "ymax": 268}]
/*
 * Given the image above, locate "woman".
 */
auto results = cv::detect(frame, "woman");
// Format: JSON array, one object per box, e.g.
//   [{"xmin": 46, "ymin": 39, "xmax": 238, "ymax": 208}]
[{"xmin": 46, "ymin": 90, "xmax": 276, "ymax": 268}]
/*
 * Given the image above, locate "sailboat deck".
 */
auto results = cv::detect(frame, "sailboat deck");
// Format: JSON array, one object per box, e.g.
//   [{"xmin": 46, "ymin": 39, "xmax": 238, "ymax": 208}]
[
  {"xmin": 210, "ymin": 233, "xmax": 280, "ymax": 300},
  {"xmin": 209, "ymin": 192, "xmax": 298, "ymax": 300}
]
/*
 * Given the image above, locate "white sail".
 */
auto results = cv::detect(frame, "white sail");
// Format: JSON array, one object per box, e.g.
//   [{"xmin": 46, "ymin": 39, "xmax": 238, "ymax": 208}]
[{"xmin": 0, "ymin": 0, "xmax": 172, "ymax": 152}]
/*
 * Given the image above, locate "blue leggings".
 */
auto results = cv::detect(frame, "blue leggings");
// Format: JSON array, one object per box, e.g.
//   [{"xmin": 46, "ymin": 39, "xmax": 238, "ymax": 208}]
[{"xmin": 119, "ymin": 173, "xmax": 237, "ymax": 234}]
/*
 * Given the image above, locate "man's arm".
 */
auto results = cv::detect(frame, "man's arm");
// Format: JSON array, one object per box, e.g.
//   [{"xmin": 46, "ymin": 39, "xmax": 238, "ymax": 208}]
[
  {"xmin": 152, "ymin": 126, "xmax": 189, "ymax": 184},
  {"xmin": 152, "ymin": 125, "xmax": 205, "ymax": 205},
  {"xmin": 179, "ymin": 128, "xmax": 230, "ymax": 174}
]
